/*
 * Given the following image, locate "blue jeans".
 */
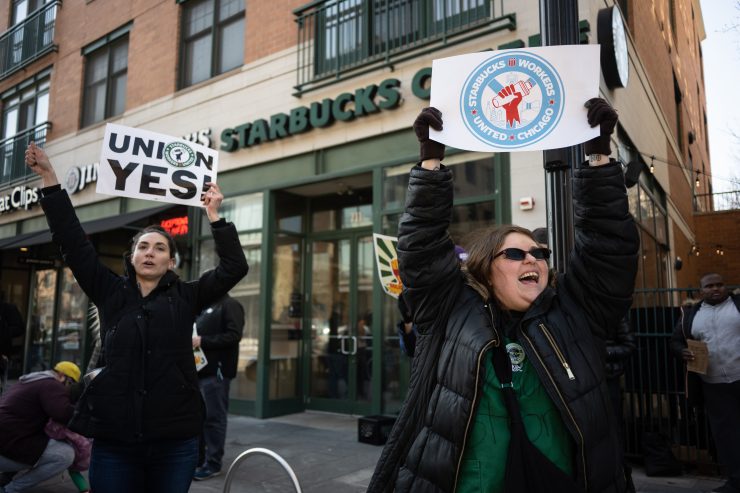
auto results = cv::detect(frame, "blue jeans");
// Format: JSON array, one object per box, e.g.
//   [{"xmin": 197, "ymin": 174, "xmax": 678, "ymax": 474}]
[
  {"xmin": 199, "ymin": 375, "xmax": 231, "ymax": 471},
  {"xmin": 89, "ymin": 437, "xmax": 198, "ymax": 493}
]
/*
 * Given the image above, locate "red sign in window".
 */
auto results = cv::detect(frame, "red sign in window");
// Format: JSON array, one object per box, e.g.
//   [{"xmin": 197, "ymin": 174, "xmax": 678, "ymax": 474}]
[{"xmin": 160, "ymin": 216, "xmax": 189, "ymax": 236}]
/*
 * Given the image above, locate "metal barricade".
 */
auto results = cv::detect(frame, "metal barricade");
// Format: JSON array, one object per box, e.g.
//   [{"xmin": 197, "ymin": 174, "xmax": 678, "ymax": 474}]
[{"xmin": 222, "ymin": 447, "xmax": 302, "ymax": 493}]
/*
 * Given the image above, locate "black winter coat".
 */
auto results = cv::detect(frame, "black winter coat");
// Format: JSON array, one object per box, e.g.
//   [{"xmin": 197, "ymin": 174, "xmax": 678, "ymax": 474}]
[
  {"xmin": 195, "ymin": 295, "xmax": 245, "ymax": 379},
  {"xmin": 40, "ymin": 188, "xmax": 248, "ymax": 442},
  {"xmin": 369, "ymin": 161, "xmax": 639, "ymax": 493}
]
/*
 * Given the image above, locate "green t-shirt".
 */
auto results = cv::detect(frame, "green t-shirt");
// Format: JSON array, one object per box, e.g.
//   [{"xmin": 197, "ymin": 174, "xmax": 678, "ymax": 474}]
[{"xmin": 456, "ymin": 338, "xmax": 574, "ymax": 492}]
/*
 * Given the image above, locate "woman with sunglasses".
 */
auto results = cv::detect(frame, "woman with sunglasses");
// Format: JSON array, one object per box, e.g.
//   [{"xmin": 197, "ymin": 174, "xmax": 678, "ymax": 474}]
[{"xmin": 369, "ymin": 99, "xmax": 639, "ymax": 493}]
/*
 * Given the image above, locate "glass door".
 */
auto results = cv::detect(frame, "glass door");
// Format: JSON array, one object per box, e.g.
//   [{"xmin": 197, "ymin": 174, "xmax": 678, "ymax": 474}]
[
  {"xmin": 25, "ymin": 266, "xmax": 89, "ymax": 373},
  {"xmin": 26, "ymin": 268, "xmax": 56, "ymax": 372},
  {"xmin": 306, "ymin": 231, "xmax": 373, "ymax": 414}
]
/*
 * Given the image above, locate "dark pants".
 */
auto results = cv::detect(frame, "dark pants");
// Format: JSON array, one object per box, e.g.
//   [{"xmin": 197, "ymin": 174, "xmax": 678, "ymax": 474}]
[
  {"xmin": 89, "ymin": 437, "xmax": 198, "ymax": 493},
  {"xmin": 703, "ymin": 380, "xmax": 740, "ymax": 490},
  {"xmin": 199, "ymin": 375, "xmax": 231, "ymax": 471}
]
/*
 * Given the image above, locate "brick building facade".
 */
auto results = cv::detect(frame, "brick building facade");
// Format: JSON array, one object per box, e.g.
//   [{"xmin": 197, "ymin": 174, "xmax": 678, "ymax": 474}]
[{"xmin": 0, "ymin": 0, "xmax": 722, "ymax": 418}]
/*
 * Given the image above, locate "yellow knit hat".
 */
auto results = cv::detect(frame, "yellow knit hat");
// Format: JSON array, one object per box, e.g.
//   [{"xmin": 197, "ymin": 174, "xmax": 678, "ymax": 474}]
[{"xmin": 54, "ymin": 361, "xmax": 81, "ymax": 383}]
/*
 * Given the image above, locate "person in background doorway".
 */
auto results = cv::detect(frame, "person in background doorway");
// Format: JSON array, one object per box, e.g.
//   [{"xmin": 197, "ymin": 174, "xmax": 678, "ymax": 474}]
[
  {"xmin": 24, "ymin": 142, "xmax": 248, "ymax": 493},
  {"xmin": 0, "ymin": 297, "xmax": 23, "ymax": 393},
  {"xmin": 0, "ymin": 361, "xmax": 79, "ymax": 493},
  {"xmin": 671, "ymin": 273, "xmax": 740, "ymax": 493},
  {"xmin": 192, "ymin": 294, "xmax": 245, "ymax": 481}
]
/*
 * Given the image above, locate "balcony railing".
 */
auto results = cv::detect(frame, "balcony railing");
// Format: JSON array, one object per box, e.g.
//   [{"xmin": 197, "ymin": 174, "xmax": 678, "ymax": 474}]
[
  {"xmin": 0, "ymin": 122, "xmax": 51, "ymax": 186},
  {"xmin": 294, "ymin": 0, "xmax": 515, "ymax": 94},
  {"xmin": 0, "ymin": 1, "xmax": 60, "ymax": 80},
  {"xmin": 694, "ymin": 191, "xmax": 740, "ymax": 212}
]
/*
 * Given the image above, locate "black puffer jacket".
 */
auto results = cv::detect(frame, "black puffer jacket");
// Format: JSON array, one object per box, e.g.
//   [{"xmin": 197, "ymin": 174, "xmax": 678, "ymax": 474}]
[
  {"xmin": 195, "ymin": 295, "xmax": 245, "ymax": 379},
  {"xmin": 40, "ymin": 188, "xmax": 248, "ymax": 442},
  {"xmin": 369, "ymin": 161, "xmax": 639, "ymax": 493}
]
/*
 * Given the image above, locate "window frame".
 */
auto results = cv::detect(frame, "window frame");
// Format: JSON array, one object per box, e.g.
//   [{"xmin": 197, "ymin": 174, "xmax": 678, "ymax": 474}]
[
  {"xmin": 81, "ymin": 31, "xmax": 129, "ymax": 128},
  {"xmin": 179, "ymin": 0, "xmax": 246, "ymax": 90}
]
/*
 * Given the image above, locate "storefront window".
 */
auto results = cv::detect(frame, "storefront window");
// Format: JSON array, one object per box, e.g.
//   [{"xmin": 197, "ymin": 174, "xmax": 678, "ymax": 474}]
[
  {"xmin": 270, "ymin": 234, "xmax": 303, "ymax": 400},
  {"xmin": 383, "ymin": 165, "xmax": 411, "ymax": 212},
  {"xmin": 639, "ymin": 190, "xmax": 655, "ymax": 237},
  {"xmin": 451, "ymin": 157, "xmax": 496, "ymax": 200},
  {"xmin": 27, "ymin": 269, "xmax": 56, "ymax": 372},
  {"xmin": 55, "ymin": 268, "xmax": 88, "ymax": 368},
  {"xmin": 310, "ymin": 187, "xmax": 373, "ymax": 232},
  {"xmin": 198, "ymin": 191, "xmax": 262, "ymax": 402},
  {"xmin": 627, "ymin": 184, "xmax": 640, "ymax": 221},
  {"xmin": 202, "ymin": 193, "xmax": 263, "ymax": 234},
  {"xmin": 198, "ymin": 232, "xmax": 261, "ymax": 401}
]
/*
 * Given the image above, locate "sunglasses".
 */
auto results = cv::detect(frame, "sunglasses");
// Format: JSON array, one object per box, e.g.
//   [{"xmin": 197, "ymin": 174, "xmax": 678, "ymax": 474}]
[{"xmin": 493, "ymin": 247, "xmax": 551, "ymax": 261}]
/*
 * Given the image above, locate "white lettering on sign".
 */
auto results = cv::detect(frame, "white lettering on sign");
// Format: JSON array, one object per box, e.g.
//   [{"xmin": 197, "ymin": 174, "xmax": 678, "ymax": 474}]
[{"xmin": 0, "ymin": 185, "xmax": 40, "ymax": 214}]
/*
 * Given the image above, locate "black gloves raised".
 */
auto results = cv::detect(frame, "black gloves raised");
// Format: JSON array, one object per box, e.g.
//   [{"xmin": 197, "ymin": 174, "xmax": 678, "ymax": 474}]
[
  {"xmin": 583, "ymin": 98, "xmax": 618, "ymax": 156},
  {"xmin": 413, "ymin": 107, "xmax": 445, "ymax": 161}
]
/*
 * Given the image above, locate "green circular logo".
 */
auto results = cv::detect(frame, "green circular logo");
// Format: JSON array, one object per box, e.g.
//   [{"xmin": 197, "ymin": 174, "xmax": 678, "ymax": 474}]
[{"xmin": 164, "ymin": 142, "xmax": 195, "ymax": 168}]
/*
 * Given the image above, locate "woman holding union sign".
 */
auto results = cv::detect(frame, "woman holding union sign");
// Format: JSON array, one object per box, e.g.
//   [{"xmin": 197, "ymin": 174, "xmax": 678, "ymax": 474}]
[{"xmin": 25, "ymin": 142, "xmax": 248, "ymax": 493}]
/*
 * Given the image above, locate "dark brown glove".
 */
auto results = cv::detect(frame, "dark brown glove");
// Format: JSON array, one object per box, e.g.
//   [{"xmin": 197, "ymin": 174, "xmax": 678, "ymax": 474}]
[
  {"xmin": 413, "ymin": 107, "xmax": 445, "ymax": 161},
  {"xmin": 583, "ymin": 98, "xmax": 618, "ymax": 156}
]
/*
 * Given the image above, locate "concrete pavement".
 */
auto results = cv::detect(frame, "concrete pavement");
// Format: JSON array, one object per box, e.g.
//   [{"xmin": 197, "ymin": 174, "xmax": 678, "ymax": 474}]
[{"xmin": 19, "ymin": 411, "xmax": 728, "ymax": 492}]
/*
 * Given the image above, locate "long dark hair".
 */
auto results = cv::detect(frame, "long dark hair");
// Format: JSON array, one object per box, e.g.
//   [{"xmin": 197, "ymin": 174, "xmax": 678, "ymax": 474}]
[
  {"xmin": 462, "ymin": 225, "xmax": 536, "ymax": 301},
  {"xmin": 130, "ymin": 225, "xmax": 177, "ymax": 259}
]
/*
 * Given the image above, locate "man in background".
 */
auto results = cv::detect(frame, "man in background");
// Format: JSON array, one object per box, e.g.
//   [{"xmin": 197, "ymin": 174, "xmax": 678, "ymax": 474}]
[
  {"xmin": 672, "ymin": 273, "xmax": 740, "ymax": 493},
  {"xmin": 192, "ymin": 294, "xmax": 244, "ymax": 481}
]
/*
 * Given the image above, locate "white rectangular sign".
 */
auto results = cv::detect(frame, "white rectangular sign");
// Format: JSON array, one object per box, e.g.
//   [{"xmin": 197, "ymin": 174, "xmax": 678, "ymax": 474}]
[
  {"xmin": 430, "ymin": 45, "xmax": 600, "ymax": 152},
  {"xmin": 97, "ymin": 123, "xmax": 219, "ymax": 207}
]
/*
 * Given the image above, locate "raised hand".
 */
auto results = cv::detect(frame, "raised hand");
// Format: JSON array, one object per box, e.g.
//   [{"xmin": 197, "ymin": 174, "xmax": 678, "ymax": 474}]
[
  {"xmin": 413, "ymin": 107, "xmax": 445, "ymax": 162},
  {"xmin": 202, "ymin": 181, "xmax": 223, "ymax": 222},
  {"xmin": 583, "ymin": 98, "xmax": 618, "ymax": 156},
  {"xmin": 24, "ymin": 142, "xmax": 59, "ymax": 187}
]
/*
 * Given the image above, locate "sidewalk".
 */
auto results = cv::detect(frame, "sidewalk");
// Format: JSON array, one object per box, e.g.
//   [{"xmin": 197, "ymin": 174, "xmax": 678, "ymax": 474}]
[{"xmin": 23, "ymin": 411, "xmax": 726, "ymax": 492}]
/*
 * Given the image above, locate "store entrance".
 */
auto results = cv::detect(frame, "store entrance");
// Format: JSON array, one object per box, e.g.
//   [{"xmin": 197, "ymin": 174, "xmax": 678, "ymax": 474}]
[
  {"xmin": 306, "ymin": 231, "xmax": 373, "ymax": 414},
  {"xmin": 277, "ymin": 172, "xmax": 376, "ymax": 415}
]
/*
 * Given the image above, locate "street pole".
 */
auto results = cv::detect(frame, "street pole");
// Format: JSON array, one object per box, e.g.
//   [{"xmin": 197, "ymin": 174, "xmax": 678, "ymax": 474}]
[{"xmin": 539, "ymin": 0, "xmax": 583, "ymax": 273}]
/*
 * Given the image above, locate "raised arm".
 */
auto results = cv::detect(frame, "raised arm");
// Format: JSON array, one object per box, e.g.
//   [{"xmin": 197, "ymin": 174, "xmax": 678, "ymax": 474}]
[
  {"xmin": 25, "ymin": 143, "xmax": 120, "ymax": 305},
  {"xmin": 397, "ymin": 108, "xmax": 462, "ymax": 332},
  {"xmin": 194, "ymin": 186, "xmax": 249, "ymax": 311},
  {"xmin": 559, "ymin": 99, "xmax": 640, "ymax": 338}
]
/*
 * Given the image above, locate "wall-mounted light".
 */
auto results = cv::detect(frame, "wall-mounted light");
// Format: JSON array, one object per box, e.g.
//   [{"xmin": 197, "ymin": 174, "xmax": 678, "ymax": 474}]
[{"xmin": 650, "ymin": 156, "xmax": 655, "ymax": 174}]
